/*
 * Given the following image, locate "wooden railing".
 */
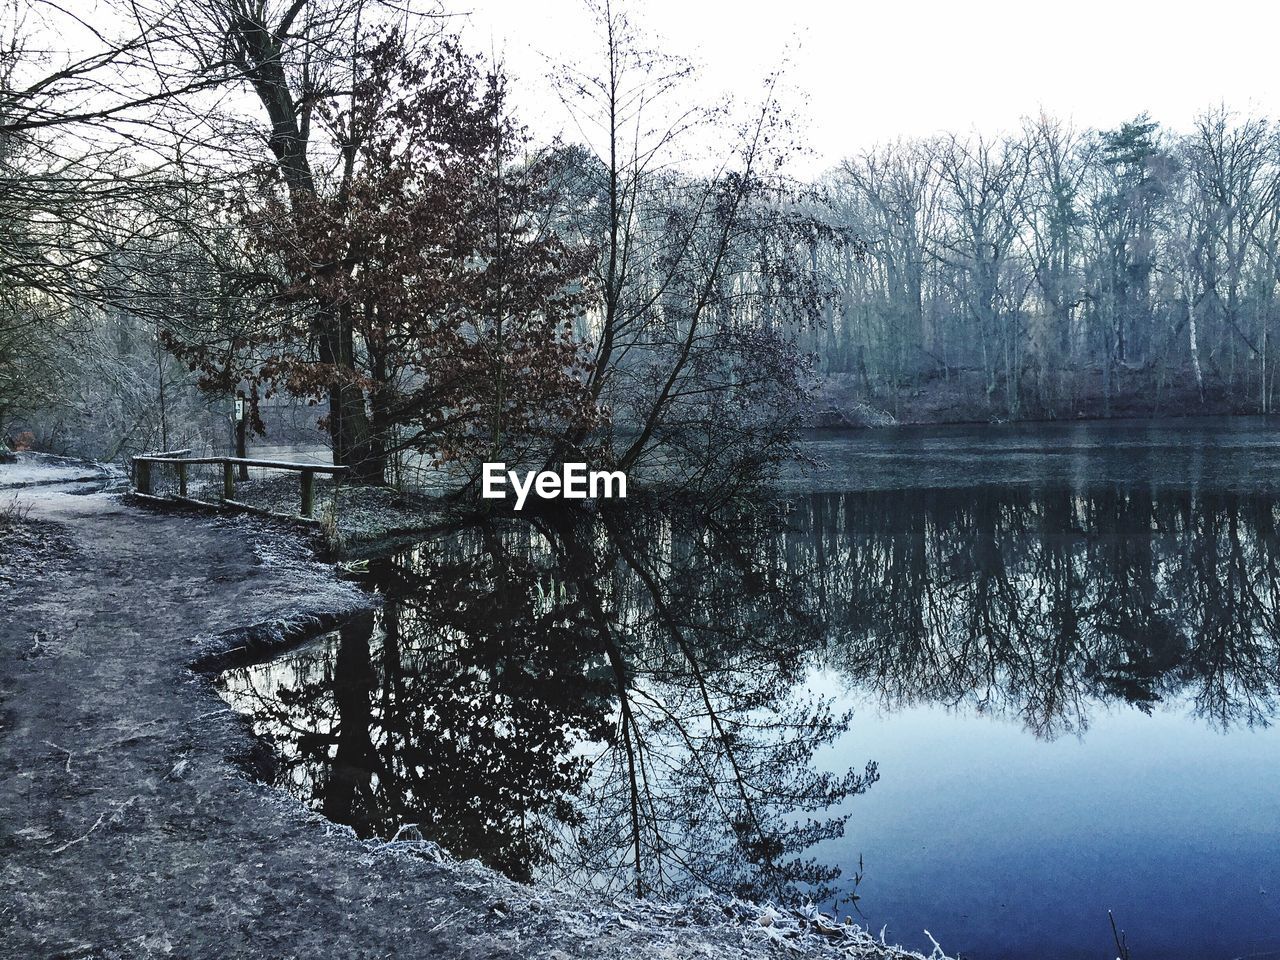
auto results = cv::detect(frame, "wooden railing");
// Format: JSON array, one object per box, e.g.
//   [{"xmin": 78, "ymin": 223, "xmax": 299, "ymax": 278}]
[{"xmin": 131, "ymin": 454, "xmax": 348, "ymax": 519}]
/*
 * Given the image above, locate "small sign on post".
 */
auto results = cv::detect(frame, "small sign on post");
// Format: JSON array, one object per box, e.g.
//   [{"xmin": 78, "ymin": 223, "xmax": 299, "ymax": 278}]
[{"xmin": 234, "ymin": 391, "xmax": 248, "ymax": 480}]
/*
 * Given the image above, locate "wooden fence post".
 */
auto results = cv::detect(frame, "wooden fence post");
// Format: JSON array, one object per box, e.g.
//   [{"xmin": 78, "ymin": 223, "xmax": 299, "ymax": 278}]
[
  {"xmin": 177, "ymin": 461, "xmax": 188, "ymax": 498},
  {"xmin": 136, "ymin": 459, "xmax": 151, "ymax": 496},
  {"xmin": 299, "ymin": 469, "xmax": 315, "ymax": 518},
  {"xmin": 222, "ymin": 461, "xmax": 235, "ymax": 501}
]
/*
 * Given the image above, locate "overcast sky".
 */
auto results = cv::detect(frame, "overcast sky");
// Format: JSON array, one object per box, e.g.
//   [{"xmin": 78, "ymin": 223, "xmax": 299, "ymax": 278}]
[{"xmin": 454, "ymin": 0, "xmax": 1280, "ymax": 174}]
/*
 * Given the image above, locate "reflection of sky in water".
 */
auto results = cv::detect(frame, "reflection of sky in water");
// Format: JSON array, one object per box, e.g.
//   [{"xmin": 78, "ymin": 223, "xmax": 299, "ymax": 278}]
[{"xmin": 807, "ymin": 665, "xmax": 1280, "ymax": 959}]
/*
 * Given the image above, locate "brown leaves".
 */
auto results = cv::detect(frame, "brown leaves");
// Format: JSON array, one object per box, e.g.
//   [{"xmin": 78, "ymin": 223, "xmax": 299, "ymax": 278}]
[{"xmin": 167, "ymin": 27, "xmax": 600, "ymax": 464}]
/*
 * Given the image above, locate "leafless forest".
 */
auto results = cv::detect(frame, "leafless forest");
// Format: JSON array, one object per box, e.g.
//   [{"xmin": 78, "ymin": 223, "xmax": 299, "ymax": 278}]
[
  {"xmin": 813, "ymin": 112, "xmax": 1280, "ymax": 424},
  {"xmin": 3, "ymin": 0, "xmax": 1279, "ymax": 483}
]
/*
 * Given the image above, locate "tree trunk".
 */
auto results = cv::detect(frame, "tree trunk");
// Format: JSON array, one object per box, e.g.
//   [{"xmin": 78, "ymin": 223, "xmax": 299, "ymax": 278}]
[
  {"xmin": 232, "ymin": 13, "xmax": 384, "ymax": 483},
  {"xmin": 1182, "ymin": 251, "xmax": 1205, "ymax": 405},
  {"xmin": 312, "ymin": 297, "xmax": 382, "ymax": 483}
]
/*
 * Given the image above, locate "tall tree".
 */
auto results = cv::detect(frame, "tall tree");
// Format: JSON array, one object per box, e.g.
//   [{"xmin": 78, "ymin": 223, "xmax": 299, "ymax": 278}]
[
  {"xmin": 165, "ymin": 28, "xmax": 596, "ymax": 481},
  {"xmin": 551, "ymin": 0, "xmax": 836, "ymax": 496}
]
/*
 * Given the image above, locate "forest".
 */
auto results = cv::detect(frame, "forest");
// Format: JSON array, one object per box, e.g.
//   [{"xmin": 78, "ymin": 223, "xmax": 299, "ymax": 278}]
[
  {"xmin": 814, "ymin": 112, "xmax": 1280, "ymax": 424},
  {"xmin": 4, "ymin": 0, "xmax": 1280, "ymax": 491},
  {"xmin": 8, "ymin": 5, "xmax": 1280, "ymax": 958}
]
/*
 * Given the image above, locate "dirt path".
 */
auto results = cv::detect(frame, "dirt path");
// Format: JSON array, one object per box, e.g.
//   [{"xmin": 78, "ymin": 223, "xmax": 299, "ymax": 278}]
[{"xmin": 0, "ymin": 484, "xmax": 937, "ymax": 960}]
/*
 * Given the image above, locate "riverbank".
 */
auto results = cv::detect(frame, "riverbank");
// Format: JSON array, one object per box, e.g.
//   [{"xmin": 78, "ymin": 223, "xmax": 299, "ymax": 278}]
[
  {"xmin": 0, "ymin": 474, "xmax": 950, "ymax": 960},
  {"xmin": 811, "ymin": 368, "xmax": 1261, "ymax": 428}
]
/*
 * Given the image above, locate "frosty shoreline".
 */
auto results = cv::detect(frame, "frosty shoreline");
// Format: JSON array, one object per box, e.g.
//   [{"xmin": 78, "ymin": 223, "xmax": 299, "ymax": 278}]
[{"xmin": 0, "ymin": 458, "xmax": 951, "ymax": 960}]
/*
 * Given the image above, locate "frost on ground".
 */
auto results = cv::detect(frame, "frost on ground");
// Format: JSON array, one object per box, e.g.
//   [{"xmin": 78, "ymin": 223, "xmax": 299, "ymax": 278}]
[
  {"xmin": 0, "ymin": 494, "xmax": 76, "ymax": 588},
  {"xmin": 244, "ymin": 782, "xmax": 953, "ymax": 960},
  {"xmin": 0, "ymin": 450, "xmax": 120, "ymax": 490},
  {"xmin": 0, "ymin": 481, "xmax": 952, "ymax": 960},
  {"xmin": 366, "ymin": 834, "xmax": 952, "ymax": 960}
]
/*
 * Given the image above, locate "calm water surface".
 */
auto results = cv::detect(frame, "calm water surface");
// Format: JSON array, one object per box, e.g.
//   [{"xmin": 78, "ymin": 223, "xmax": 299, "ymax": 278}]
[{"xmin": 219, "ymin": 418, "xmax": 1280, "ymax": 960}]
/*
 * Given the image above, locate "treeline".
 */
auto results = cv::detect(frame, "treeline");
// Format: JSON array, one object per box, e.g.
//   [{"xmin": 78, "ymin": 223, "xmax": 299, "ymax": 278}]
[
  {"xmin": 7, "ymin": 1, "xmax": 1280, "ymax": 487},
  {"xmin": 808, "ymin": 112, "xmax": 1280, "ymax": 422}
]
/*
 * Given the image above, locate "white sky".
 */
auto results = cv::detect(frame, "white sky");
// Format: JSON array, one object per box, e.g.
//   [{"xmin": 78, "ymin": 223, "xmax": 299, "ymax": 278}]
[{"xmin": 454, "ymin": 0, "xmax": 1280, "ymax": 174}]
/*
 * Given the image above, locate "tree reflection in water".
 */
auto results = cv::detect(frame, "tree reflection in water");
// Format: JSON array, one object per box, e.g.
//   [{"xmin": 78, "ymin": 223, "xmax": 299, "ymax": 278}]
[
  {"xmin": 218, "ymin": 486, "xmax": 1280, "ymax": 902},
  {"xmin": 218, "ymin": 502, "xmax": 872, "ymax": 904},
  {"xmin": 790, "ymin": 487, "xmax": 1280, "ymax": 736}
]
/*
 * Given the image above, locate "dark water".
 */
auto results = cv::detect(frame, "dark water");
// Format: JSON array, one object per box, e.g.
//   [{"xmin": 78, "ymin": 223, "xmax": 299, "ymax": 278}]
[{"xmin": 218, "ymin": 418, "xmax": 1280, "ymax": 960}]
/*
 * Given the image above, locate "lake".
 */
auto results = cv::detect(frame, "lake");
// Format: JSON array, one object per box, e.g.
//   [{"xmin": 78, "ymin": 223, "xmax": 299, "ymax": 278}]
[{"xmin": 217, "ymin": 417, "xmax": 1280, "ymax": 960}]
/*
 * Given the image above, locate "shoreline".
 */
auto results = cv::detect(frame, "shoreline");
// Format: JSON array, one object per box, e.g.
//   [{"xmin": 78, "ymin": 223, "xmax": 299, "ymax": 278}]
[{"xmin": 807, "ymin": 400, "xmax": 1280, "ymax": 432}]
